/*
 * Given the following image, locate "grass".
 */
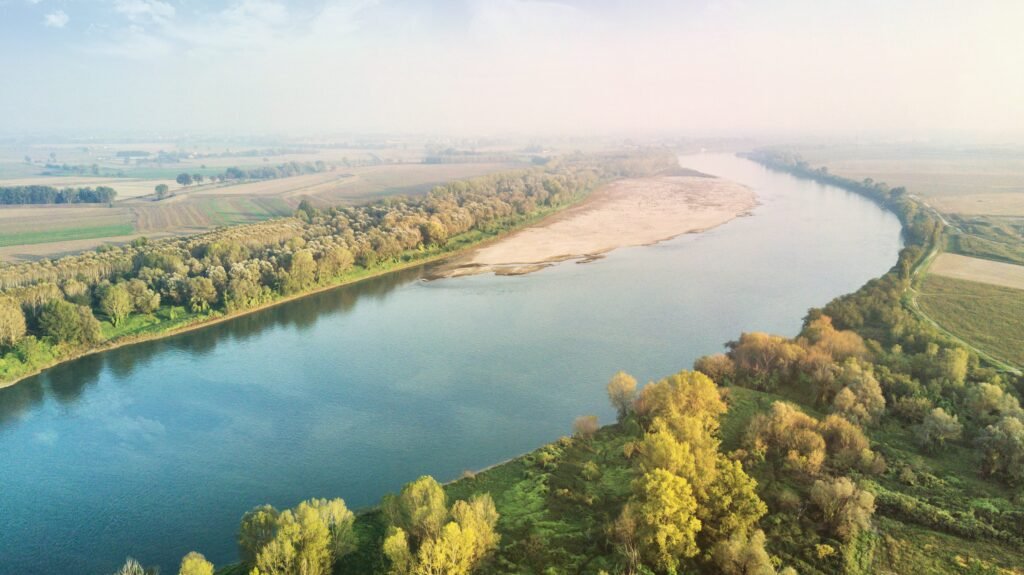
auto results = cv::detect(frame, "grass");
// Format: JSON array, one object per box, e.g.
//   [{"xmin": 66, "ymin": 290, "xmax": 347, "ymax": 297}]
[
  {"xmin": 917, "ymin": 275, "xmax": 1024, "ymax": 366},
  {"xmin": 0, "ymin": 223, "xmax": 134, "ymax": 247}
]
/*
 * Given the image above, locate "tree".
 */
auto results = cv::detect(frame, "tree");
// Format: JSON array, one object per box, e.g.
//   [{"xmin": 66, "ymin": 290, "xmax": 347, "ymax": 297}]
[
  {"xmin": 977, "ymin": 416, "xmax": 1024, "ymax": 484},
  {"xmin": 383, "ymin": 476, "xmax": 449, "ymax": 546},
  {"xmin": 101, "ymin": 283, "xmax": 133, "ymax": 326},
  {"xmin": 186, "ymin": 276, "xmax": 218, "ymax": 313},
  {"xmin": 193, "ymin": 173, "xmax": 205, "ymax": 185},
  {"xmin": 316, "ymin": 246, "xmax": 354, "ymax": 282},
  {"xmin": 916, "ymin": 407, "xmax": 962, "ymax": 451},
  {"xmin": 113, "ymin": 558, "xmax": 146, "ymax": 575},
  {"xmin": 831, "ymin": 360, "xmax": 885, "ymax": 425},
  {"xmin": 255, "ymin": 504, "xmax": 333, "ymax": 575},
  {"xmin": 607, "ymin": 370, "xmax": 638, "ymax": 421},
  {"xmin": 626, "ymin": 469, "xmax": 702, "ymax": 574},
  {"xmin": 693, "ymin": 353, "xmax": 735, "ymax": 385},
  {"xmin": 712, "ymin": 529, "xmax": 777, "ymax": 575},
  {"xmin": 239, "ymin": 505, "xmax": 280, "ymax": 566},
  {"xmin": 178, "ymin": 551, "xmax": 214, "ymax": 575},
  {"xmin": 38, "ymin": 300, "xmax": 101, "ymax": 345},
  {"xmin": 307, "ymin": 498, "xmax": 357, "ymax": 559},
  {"xmin": 288, "ymin": 250, "xmax": 316, "ymax": 292},
  {"xmin": 633, "ymin": 370, "xmax": 726, "ymax": 437},
  {"xmin": 126, "ymin": 279, "xmax": 160, "ymax": 314},
  {"xmin": 383, "ymin": 528, "xmax": 415, "ymax": 575},
  {"xmin": 155, "ymin": 184, "xmax": 170, "ymax": 200},
  {"xmin": 176, "ymin": 173, "xmax": 194, "ymax": 186},
  {"xmin": 809, "ymin": 476, "xmax": 875, "ymax": 541},
  {"xmin": 699, "ymin": 457, "xmax": 767, "ymax": 543},
  {"xmin": 0, "ymin": 297, "xmax": 27, "ymax": 348},
  {"xmin": 636, "ymin": 419, "xmax": 697, "ymax": 479},
  {"xmin": 573, "ymin": 415, "xmax": 599, "ymax": 439}
]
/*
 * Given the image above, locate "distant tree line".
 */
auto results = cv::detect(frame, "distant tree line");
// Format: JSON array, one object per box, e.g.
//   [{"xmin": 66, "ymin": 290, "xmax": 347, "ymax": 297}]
[{"xmin": 0, "ymin": 185, "xmax": 117, "ymax": 205}]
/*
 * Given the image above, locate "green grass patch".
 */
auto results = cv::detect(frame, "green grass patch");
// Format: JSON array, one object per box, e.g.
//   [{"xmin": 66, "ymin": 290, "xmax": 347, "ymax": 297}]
[
  {"xmin": 918, "ymin": 274, "xmax": 1024, "ymax": 366},
  {"xmin": 0, "ymin": 223, "xmax": 135, "ymax": 247}
]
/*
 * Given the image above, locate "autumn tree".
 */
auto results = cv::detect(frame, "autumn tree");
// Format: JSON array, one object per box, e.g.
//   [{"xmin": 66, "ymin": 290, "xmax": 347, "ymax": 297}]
[
  {"xmin": 727, "ymin": 332, "xmax": 805, "ymax": 389},
  {"xmin": 831, "ymin": 359, "xmax": 885, "ymax": 425},
  {"xmin": 178, "ymin": 551, "xmax": 214, "ymax": 575},
  {"xmin": 607, "ymin": 370, "xmax": 638, "ymax": 421},
  {"xmin": 693, "ymin": 353, "xmax": 735, "ymax": 386},
  {"xmin": 126, "ymin": 279, "xmax": 161, "ymax": 314},
  {"xmin": 573, "ymin": 415, "xmax": 600, "ymax": 439},
  {"xmin": 809, "ymin": 476, "xmax": 875, "ymax": 541}
]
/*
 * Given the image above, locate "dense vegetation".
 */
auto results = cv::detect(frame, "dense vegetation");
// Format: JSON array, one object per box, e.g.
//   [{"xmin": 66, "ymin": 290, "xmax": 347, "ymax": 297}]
[
  {"xmin": 0, "ymin": 151, "xmax": 676, "ymax": 386},
  {"xmin": 0, "ymin": 185, "xmax": 117, "ymax": 205}
]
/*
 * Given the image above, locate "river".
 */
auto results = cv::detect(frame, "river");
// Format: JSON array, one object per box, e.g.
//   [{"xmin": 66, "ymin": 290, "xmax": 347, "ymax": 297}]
[{"xmin": 0, "ymin": 153, "xmax": 903, "ymax": 574}]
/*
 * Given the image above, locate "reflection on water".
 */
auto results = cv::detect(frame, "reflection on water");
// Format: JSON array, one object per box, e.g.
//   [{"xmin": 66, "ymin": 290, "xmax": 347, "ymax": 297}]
[{"xmin": 0, "ymin": 155, "xmax": 903, "ymax": 575}]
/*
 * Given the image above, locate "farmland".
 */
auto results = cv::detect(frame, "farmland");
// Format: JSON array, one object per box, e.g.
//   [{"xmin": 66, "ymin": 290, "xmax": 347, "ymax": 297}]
[
  {"xmin": 0, "ymin": 140, "xmax": 527, "ymax": 262},
  {"xmin": 928, "ymin": 252, "xmax": 1024, "ymax": 290},
  {"xmin": 918, "ymin": 274, "xmax": 1024, "ymax": 366}
]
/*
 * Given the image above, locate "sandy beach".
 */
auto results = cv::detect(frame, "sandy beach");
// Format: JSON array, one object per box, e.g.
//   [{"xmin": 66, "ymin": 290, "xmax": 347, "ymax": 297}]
[{"xmin": 435, "ymin": 174, "xmax": 757, "ymax": 277}]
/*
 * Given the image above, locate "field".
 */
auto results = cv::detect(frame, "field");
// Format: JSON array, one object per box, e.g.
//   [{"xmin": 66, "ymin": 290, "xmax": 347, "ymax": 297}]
[
  {"xmin": 928, "ymin": 252, "xmax": 1024, "ymax": 290},
  {"xmin": 918, "ymin": 274, "xmax": 1024, "ymax": 366},
  {"xmin": 0, "ymin": 139, "xmax": 525, "ymax": 262}
]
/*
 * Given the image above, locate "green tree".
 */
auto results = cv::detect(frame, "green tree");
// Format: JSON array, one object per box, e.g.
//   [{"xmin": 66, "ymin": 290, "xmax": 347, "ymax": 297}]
[
  {"xmin": 916, "ymin": 407, "xmax": 963, "ymax": 451},
  {"xmin": 101, "ymin": 283, "xmax": 133, "ymax": 326},
  {"xmin": 307, "ymin": 498, "xmax": 358, "ymax": 559},
  {"xmin": 712, "ymin": 529, "xmax": 777, "ymax": 575},
  {"xmin": 977, "ymin": 416, "xmax": 1024, "ymax": 484},
  {"xmin": 0, "ymin": 297, "xmax": 27, "ymax": 348},
  {"xmin": 607, "ymin": 370, "xmax": 638, "ymax": 421},
  {"xmin": 186, "ymin": 276, "xmax": 218, "ymax": 313},
  {"xmin": 126, "ymin": 279, "xmax": 161, "ymax": 314},
  {"xmin": 383, "ymin": 476, "xmax": 449, "ymax": 546},
  {"xmin": 176, "ymin": 173, "xmax": 194, "ymax": 186},
  {"xmin": 155, "ymin": 184, "xmax": 170, "ymax": 200},
  {"xmin": 626, "ymin": 469, "xmax": 702, "ymax": 574},
  {"xmin": 178, "ymin": 551, "xmax": 214, "ymax": 575},
  {"xmin": 255, "ymin": 504, "xmax": 332, "ymax": 575},
  {"xmin": 38, "ymin": 300, "xmax": 101, "ymax": 345},
  {"xmin": 699, "ymin": 457, "xmax": 767, "ymax": 543},
  {"xmin": 239, "ymin": 505, "xmax": 280, "ymax": 566}
]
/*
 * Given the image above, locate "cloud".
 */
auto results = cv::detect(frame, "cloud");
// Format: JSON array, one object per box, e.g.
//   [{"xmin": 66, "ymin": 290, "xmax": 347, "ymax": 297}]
[
  {"xmin": 43, "ymin": 9, "xmax": 68, "ymax": 28},
  {"xmin": 114, "ymin": 0, "xmax": 175, "ymax": 24}
]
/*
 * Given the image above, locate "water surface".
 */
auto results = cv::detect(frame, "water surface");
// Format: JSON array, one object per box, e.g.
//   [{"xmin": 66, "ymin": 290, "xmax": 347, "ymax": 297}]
[{"xmin": 0, "ymin": 154, "xmax": 902, "ymax": 574}]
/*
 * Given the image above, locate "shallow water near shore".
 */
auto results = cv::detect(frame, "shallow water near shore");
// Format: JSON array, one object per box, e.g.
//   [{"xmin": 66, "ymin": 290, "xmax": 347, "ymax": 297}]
[{"xmin": 0, "ymin": 154, "xmax": 902, "ymax": 574}]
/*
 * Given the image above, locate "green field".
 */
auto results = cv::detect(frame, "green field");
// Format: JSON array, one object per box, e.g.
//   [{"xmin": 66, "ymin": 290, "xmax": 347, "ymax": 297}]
[
  {"xmin": 197, "ymin": 197, "xmax": 292, "ymax": 226},
  {"xmin": 918, "ymin": 274, "xmax": 1024, "ymax": 366},
  {"xmin": 0, "ymin": 223, "xmax": 134, "ymax": 247}
]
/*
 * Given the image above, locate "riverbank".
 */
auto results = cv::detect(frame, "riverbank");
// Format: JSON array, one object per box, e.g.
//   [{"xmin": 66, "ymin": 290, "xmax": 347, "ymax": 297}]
[
  {"xmin": 432, "ymin": 173, "xmax": 757, "ymax": 277},
  {"xmin": 0, "ymin": 200, "xmax": 582, "ymax": 390}
]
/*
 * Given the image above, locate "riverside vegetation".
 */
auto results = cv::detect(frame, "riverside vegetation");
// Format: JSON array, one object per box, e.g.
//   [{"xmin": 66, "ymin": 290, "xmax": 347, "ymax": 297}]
[
  {"xmin": 35, "ymin": 150, "xmax": 1024, "ymax": 574},
  {"xmin": 0, "ymin": 151, "xmax": 675, "ymax": 387}
]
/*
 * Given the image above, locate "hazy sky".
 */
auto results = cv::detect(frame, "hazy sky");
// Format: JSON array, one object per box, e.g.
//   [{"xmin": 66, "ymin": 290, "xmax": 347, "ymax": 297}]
[{"xmin": 1, "ymin": 0, "xmax": 1022, "ymax": 138}]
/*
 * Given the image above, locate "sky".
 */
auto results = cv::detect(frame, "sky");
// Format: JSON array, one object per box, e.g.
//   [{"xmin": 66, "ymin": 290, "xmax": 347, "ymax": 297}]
[{"xmin": 1, "ymin": 0, "xmax": 1022, "ymax": 139}]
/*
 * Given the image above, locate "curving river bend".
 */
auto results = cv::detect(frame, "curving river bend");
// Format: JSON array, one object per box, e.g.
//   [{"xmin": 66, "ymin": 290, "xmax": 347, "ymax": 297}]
[{"xmin": 0, "ymin": 154, "xmax": 903, "ymax": 574}]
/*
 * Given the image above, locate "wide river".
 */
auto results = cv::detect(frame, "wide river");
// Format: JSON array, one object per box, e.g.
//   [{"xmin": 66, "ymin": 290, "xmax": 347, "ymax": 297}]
[{"xmin": 0, "ymin": 154, "xmax": 903, "ymax": 574}]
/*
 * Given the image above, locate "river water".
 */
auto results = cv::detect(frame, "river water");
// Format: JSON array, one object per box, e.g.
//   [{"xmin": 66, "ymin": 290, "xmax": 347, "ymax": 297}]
[{"xmin": 0, "ymin": 154, "xmax": 902, "ymax": 574}]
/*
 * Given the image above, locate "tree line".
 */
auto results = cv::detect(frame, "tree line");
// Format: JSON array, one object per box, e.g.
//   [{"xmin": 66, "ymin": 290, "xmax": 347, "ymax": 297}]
[
  {"xmin": 0, "ymin": 151, "xmax": 678, "ymax": 384},
  {"xmin": 0, "ymin": 185, "xmax": 117, "ymax": 205}
]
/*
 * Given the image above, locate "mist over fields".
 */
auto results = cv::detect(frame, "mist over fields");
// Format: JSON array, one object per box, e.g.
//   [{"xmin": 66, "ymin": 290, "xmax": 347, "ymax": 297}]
[{"xmin": 1, "ymin": 0, "xmax": 1022, "ymax": 139}]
